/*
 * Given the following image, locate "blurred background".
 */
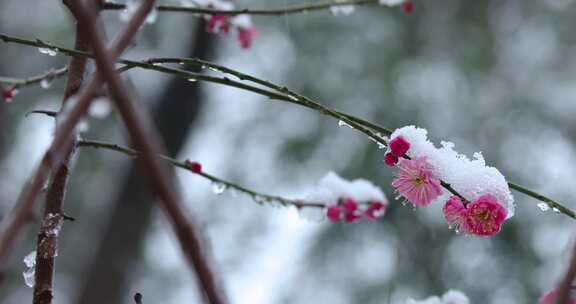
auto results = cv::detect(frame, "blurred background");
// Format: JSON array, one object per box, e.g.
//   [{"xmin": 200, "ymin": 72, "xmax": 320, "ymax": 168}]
[{"xmin": 1, "ymin": 0, "xmax": 576, "ymax": 303}]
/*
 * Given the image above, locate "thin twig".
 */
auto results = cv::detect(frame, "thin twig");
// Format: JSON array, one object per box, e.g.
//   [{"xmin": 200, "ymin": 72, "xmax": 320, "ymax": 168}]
[
  {"xmin": 0, "ymin": 66, "xmax": 68, "ymax": 89},
  {"xmin": 73, "ymin": 1, "xmax": 226, "ymax": 303},
  {"xmin": 2, "ymin": 35, "xmax": 575, "ymax": 220},
  {"xmin": 101, "ymin": 0, "xmax": 380, "ymax": 16},
  {"xmin": 77, "ymin": 139, "xmax": 326, "ymax": 209}
]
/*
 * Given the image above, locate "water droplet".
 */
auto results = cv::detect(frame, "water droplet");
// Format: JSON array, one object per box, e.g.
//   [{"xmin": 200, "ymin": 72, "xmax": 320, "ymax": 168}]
[
  {"xmin": 22, "ymin": 251, "xmax": 36, "ymax": 288},
  {"xmin": 38, "ymin": 47, "xmax": 57, "ymax": 56},
  {"xmin": 188, "ymin": 78, "xmax": 198, "ymax": 82},
  {"xmin": 537, "ymin": 202, "xmax": 550, "ymax": 212},
  {"xmin": 229, "ymin": 189, "xmax": 240, "ymax": 197},
  {"xmin": 552, "ymin": 207, "xmax": 560, "ymax": 213},
  {"xmin": 288, "ymin": 95, "xmax": 299, "ymax": 101},
  {"xmin": 377, "ymin": 142, "xmax": 386, "ymax": 149},
  {"xmin": 337, "ymin": 120, "xmax": 353, "ymax": 129},
  {"xmin": 211, "ymin": 182, "xmax": 226, "ymax": 195},
  {"xmin": 253, "ymin": 195, "xmax": 267, "ymax": 205},
  {"xmin": 40, "ymin": 78, "xmax": 52, "ymax": 89}
]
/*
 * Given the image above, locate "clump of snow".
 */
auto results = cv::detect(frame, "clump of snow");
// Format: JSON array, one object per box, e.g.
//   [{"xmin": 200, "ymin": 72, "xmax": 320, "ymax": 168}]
[
  {"xmin": 406, "ymin": 290, "xmax": 470, "ymax": 304},
  {"xmin": 379, "ymin": 0, "xmax": 406, "ymax": 6},
  {"xmin": 442, "ymin": 290, "xmax": 470, "ymax": 304},
  {"xmin": 22, "ymin": 250, "xmax": 36, "ymax": 288},
  {"xmin": 390, "ymin": 126, "xmax": 515, "ymax": 218},
  {"xmin": 306, "ymin": 171, "xmax": 387, "ymax": 205},
  {"xmin": 330, "ymin": 0, "xmax": 356, "ymax": 16}
]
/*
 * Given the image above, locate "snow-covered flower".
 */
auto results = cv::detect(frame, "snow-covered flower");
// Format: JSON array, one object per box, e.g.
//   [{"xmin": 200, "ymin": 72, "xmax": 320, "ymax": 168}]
[
  {"xmin": 389, "ymin": 135, "xmax": 410, "ymax": 157},
  {"xmin": 389, "ymin": 126, "xmax": 515, "ymax": 217},
  {"xmin": 392, "ymin": 156, "xmax": 443, "ymax": 207},
  {"xmin": 464, "ymin": 194, "xmax": 507, "ymax": 236},
  {"xmin": 306, "ymin": 172, "xmax": 388, "ymax": 222},
  {"xmin": 365, "ymin": 202, "xmax": 386, "ymax": 220},
  {"xmin": 200, "ymin": 1, "xmax": 258, "ymax": 49},
  {"xmin": 2, "ymin": 86, "xmax": 18, "ymax": 103},
  {"xmin": 237, "ymin": 26, "xmax": 257, "ymax": 49},
  {"xmin": 539, "ymin": 288, "xmax": 576, "ymax": 304},
  {"xmin": 206, "ymin": 15, "xmax": 231, "ymax": 34},
  {"xmin": 384, "ymin": 152, "xmax": 399, "ymax": 166},
  {"xmin": 443, "ymin": 196, "xmax": 467, "ymax": 232},
  {"xmin": 406, "ymin": 290, "xmax": 470, "ymax": 304}
]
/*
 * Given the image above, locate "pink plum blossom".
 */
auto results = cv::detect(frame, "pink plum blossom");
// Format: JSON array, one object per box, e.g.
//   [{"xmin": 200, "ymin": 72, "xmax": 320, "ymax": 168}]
[
  {"xmin": 365, "ymin": 202, "xmax": 386, "ymax": 220},
  {"xmin": 389, "ymin": 135, "xmax": 410, "ymax": 157},
  {"xmin": 206, "ymin": 15, "xmax": 231, "ymax": 34},
  {"xmin": 391, "ymin": 157, "xmax": 442, "ymax": 207},
  {"xmin": 464, "ymin": 194, "xmax": 506, "ymax": 236},
  {"xmin": 402, "ymin": 1, "xmax": 415, "ymax": 14},
  {"xmin": 237, "ymin": 26, "xmax": 257, "ymax": 49},
  {"xmin": 326, "ymin": 205, "xmax": 342, "ymax": 222},
  {"xmin": 539, "ymin": 288, "xmax": 576, "ymax": 304},
  {"xmin": 342, "ymin": 198, "xmax": 362, "ymax": 223},
  {"xmin": 184, "ymin": 160, "xmax": 202, "ymax": 174},
  {"xmin": 384, "ymin": 152, "xmax": 398, "ymax": 166},
  {"xmin": 2, "ymin": 86, "xmax": 18, "ymax": 103},
  {"xmin": 325, "ymin": 199, "xmax": 386, "ymax": 223},
  {"xmin": 443, "ymin": 196, "xmax": 467, "ymax": 232}
]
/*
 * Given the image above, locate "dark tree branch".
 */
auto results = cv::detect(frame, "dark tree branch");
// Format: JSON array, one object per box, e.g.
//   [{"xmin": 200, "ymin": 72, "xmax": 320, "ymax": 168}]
[
  {"xmin": 72, "ymin": 1, "xmax": 226, "ymax": 303},
  {"xmin": 32, "ymin": 9, "xmax": 91, "ymax": 303},
  {"xmin": 77, "ymin": 21, "xmax": 214, "ymax": 304}
]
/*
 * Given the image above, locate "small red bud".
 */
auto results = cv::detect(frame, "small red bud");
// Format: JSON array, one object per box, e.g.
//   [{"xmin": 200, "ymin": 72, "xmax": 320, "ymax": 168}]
[
  {"xmin": 402, "ymin": 1, "xmax": 415, "ymax": 14},
  {"xmin": 185, "ymin": 160, "xmax": 202, "ymax": 174}
]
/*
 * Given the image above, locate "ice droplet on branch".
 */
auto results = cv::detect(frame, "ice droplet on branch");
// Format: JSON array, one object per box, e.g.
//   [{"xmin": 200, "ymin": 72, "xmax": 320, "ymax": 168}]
[
  {"xmin": 211, "ymin": 182, "xmax": 226, "ymax": 195},
  {"xmin": 40, "ymin": 78, "xmax": 52, "ymax": 89},
  {"xmin": 337, "ymin": 120, "xmax": 353, "ymax": 129},
  {"xmin": 22, "ymin": 250, "xmax": 36, "ymax": 288},
  {"xmin": 537, "ymin": 202, "xmax": 550, "ymax": 212},
  {"xmin": 38, "ymin": 47, "xmax": 57, "ymax": 56}
]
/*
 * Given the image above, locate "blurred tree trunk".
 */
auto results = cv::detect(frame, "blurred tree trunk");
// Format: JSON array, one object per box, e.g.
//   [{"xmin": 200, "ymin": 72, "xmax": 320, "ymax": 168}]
[{"xmin": 76, "ymin": 21, "xmax": 214, "ymax": 304}]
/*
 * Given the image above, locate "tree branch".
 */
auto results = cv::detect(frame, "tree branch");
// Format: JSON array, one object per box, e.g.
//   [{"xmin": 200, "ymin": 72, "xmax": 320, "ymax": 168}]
[
  {"xmin": 101, "ymin": 0, "xmax": 380, "ymax": 16},
  {"xmin": 2, "ymin": 34, "xmax": 574, "ymax": 220},
  {"xmin": 77, "ymin": 139, "xmax": 327, "ymax": 209},
  {"xmin": 32, "ymin": 9, "xmax": 90, "ymax": 303},
  {"xmin": 0, "ymin": 66, "xmax": 67, "ymax": 89},
  {"xmin": 72, "ymin": 1, "xmax": 226, "ymax": 303}
]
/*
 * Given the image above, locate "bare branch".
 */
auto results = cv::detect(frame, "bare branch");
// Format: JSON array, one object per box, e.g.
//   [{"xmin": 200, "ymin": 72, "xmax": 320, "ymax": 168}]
[
  {"xmin": 72, "ymin": 1, "xmax": 227, "ymax": 303},
  {"xmin": 101, "ymin": 0, "xmax": 380, "ymax": 16}
]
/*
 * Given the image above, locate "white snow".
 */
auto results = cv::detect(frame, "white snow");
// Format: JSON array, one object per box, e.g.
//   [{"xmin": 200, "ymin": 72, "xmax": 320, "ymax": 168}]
[
  {"xmin": 390, "ymin": 126, "xmax": 515, "ymax": 218},
  {"xmin": 378, "ymin": 0, "xmax": 406, "ymax": 6},
  {"xmin": 406, "ymin": 290, "xmax": 470, "ymax": 304},
  {"xmin": 22, "ymin": 250, "xmax": 36, "ymax": 288},
  {"xmin": 306, "ymin": 171, "xmax": 388, "ymax": 205},
  {"xmin": 330, "ymin": 1, "xmax": 356, "ymax": 16}
]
